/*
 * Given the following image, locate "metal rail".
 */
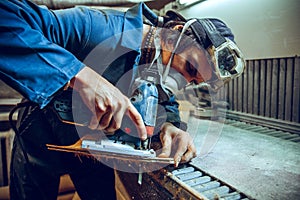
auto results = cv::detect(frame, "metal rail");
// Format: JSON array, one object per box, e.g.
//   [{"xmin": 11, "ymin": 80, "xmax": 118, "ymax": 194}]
[
  {"xmin": 147, "ymin": 163, "xmax": 253, "ymax": 200},
  {"xmin": 224, "ymin": 117, "xmax": 300, "ymax": 143},
  {"xmin": 222, "ymin": 110, "xmax": 300, "ymax": 135}
]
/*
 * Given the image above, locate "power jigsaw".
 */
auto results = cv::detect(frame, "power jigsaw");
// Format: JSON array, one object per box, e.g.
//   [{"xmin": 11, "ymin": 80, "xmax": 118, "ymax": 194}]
[{"xmin": 51, "ymin": 67, "xmax": 161, "ymax": 159}]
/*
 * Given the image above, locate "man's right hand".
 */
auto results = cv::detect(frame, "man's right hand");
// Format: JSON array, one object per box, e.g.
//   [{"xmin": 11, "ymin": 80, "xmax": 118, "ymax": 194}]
[{"xmin": 70, "ymin": 66, "xmax": 147, "ymax": 140}]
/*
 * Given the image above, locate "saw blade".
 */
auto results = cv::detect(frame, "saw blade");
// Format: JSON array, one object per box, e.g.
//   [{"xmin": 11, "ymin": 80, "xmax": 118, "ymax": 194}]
[{"xmin": 46, "ymin": 140, "xmax": 174, "ymax": 164}]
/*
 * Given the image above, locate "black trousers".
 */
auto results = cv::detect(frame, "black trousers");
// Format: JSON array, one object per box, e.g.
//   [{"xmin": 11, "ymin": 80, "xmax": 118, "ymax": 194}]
[{"xmin": 9, "ymin": 104, "xmax": 116, "ymax": 200}]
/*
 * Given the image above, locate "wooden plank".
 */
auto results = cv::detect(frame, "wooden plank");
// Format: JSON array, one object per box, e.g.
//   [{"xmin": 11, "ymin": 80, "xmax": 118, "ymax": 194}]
[
  {"xmin": 58, "ymin": 174, "xmax": 76, "ymax": 194},
  {"xmin": 224, "ymin": 84, "xmax": 230, "ymax": 107},
  {"xmin": 0, "ymin": 130, "xmax": 15, "ymax": 187},
  {"xmin": 271, "ymin": 59, "xmax": 279, "ymax": 119},
  {"xmin": 115, "ymin": 170, "xmax": 131, "ymax": 200},
  {"xmin": 233, "ymin": 77, "xmax": 238, "ymax": 111},
  {"xmin": 259, "ymin": 60, "xmax": 266, "ymax": 116},
  {"xmin": 0, "ymin": 186, "xmax": 9, "ymax": 199},
  {"xmin": 248, "ymin": 60, "xmax": 254, "ymax": 114},
  {"xmin": 0, "ymin": 80, "xmax": 22, "ymax": 99},
  {"xmin": 278, "ymin": 58, "xmax": 286, "ymax": 120},
  {"xmin": 5, "ymin": 129, "xmax": 14, "ymax": 184},
  {"xmin": 237, "ymin": 74, "xmax": 243, "ymax": 112},
  {"xmin": 242, "ymin": 60, "xmax": 249, "ymax": 113},
  {"xmin": 0, "ymin": 98, "xmax": 21, "ymax": 105},
  {"xmin": 292, "ymin": 56, "xmax": 300, "ymax": 122},
  {"xmin": 253, "ymin": 60, "xmax": 260, "ymax": 115},
  {"xmin": 115, "ymin": 171, "xmax": 174, "ymax": 200},
  {"xmin": 265, "ymin": 59, "xmax": 272, "ymax": 118},
  {"xmin": 228, "ymin": 76, "xmax": 234, "ymax": 110},
  {"xmin": 226, "ymin": 56, "xmax": 298, "ymax": 124},
  {"xmin": 285, "ymin": 58, "xmax": 294, "ymax": 121}
]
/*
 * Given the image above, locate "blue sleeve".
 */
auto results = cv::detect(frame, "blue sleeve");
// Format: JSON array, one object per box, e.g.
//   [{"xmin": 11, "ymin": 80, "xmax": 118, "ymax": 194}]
[
  {"xmin": 163, "ymin": 95, "xmax": 180, "ymax": 120},
  {"xmin": 0, "ymin": 0, "xmax": 85, "ymax": 108}
]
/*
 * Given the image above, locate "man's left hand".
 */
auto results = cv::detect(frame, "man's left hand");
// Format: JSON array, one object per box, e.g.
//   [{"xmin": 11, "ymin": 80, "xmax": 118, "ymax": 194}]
[{"xmin": 158, "ymin": 122, "xmax": 197, "ymax": 167}]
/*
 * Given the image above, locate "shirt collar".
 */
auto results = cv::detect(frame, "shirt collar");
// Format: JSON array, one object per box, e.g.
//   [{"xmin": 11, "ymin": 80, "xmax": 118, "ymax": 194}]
[{"xmin": 121, "ymin": 2, "xmax": 158, "ymax": 51}]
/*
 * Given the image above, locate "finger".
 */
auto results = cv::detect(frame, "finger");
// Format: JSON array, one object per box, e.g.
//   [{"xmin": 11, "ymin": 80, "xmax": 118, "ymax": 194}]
[
  {"xmin": 112, "ymin": 104, "xmax": 125, "ymax": 132},
  {"xmin": 157, "ymin": 134, "xmax": 172, "ymax": 158},
  {"xmin": 181, "ymin": 151, "xmax": 196, "ymax": 163},
  {"xmin": 105, "ymin": 118, "xmax": 117, "ymax": 133},
  {"xmin": 173, "ymin": 137, "xmax": 189, "ymax": 167},
  {"xmin": 97, "ymin": 108, "xmax": 113, "ymax": 130},
  {"xmin": 126, "ymin": 104, "xmax": 147, "ymax": 140},
  {"xmin": 181, "ymin": 142, "xmax": 197, "ymax": 163},
  {"xmin": 89, "ymin": 100, "xmax": 105, "ymax": 129}
]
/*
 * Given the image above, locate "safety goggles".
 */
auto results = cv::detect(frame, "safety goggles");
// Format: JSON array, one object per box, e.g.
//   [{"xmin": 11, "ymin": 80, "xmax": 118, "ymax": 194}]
[
  {"xmin": 189, "ymin": 18, "xmax": 245, "ymax": 81},
  {"xmin": 165, "ymin": 10, "xmax": 245, "ymax": 83},
  {"xmin": 213, "ymin": 38, "xmax": 245, "ymax": 80}
]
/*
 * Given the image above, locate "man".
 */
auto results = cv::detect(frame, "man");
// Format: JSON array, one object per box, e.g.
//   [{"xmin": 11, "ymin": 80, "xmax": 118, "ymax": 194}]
[{"xmin": 0, "ymin": 0, "xmax": 245, "ymax": 199}]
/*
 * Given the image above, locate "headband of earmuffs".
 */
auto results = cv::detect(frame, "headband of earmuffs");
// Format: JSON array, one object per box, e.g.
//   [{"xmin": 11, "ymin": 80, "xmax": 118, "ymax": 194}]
[{"xmin": 164, "ymin": 10, "xmax": 235, "ymax": 49}]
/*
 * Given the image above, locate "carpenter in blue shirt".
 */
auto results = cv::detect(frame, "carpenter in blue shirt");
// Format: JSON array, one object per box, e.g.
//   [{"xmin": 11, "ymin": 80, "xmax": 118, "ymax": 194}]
[
  {"xmin": 0, "ymin": 1, "xmax": 204, "ymax": 199},
  {"xmin": 0, "ymin": 0, "xmax": 243, "ymax": 199}
]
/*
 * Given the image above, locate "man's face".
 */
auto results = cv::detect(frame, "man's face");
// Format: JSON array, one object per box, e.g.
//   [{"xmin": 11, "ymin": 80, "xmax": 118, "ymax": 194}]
[{"xmin": 161, "ymin": 38, "xmax": 218, "ymax": 85}]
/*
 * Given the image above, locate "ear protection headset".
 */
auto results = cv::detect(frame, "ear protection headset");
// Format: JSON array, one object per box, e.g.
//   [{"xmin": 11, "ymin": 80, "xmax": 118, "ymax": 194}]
[
  {"xmin": 190, "ymin": 19, "xmax": 245, "ymax": 80},
  {"xmin": 165, "ymin": 11, "xmax": 246, "ymax": 82}
]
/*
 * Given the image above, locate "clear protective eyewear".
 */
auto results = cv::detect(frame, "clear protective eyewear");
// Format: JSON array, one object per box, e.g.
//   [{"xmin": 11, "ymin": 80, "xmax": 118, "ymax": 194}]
[{"xmin": 214, "ymin": 38, "xmax": 245, "ymax": 80}]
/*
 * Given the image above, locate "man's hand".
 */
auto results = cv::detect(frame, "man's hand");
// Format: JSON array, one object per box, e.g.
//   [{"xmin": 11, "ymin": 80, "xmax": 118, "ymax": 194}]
[
  {"xmin": 70, "ymin": 66, "xmax": 147, "ymax": 140},
  {"xmin": 158, "ymin": 122, "xmax": 197, "ymax": 167}
]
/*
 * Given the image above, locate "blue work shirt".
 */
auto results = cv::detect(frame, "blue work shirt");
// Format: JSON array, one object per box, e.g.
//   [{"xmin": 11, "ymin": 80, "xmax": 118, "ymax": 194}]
[{"xmin": 0, "ymin": 0, "xmax": 181, "ymax": 126}]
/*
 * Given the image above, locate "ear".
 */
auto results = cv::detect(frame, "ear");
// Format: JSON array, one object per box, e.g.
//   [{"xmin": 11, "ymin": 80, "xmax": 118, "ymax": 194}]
[
  {"xmin": 173, "ymin": 24, "xmax": 184, "ymax": 32},
  {"xmin": 161, "ymin": 25, "xmax": 184, "ymax": 51}
]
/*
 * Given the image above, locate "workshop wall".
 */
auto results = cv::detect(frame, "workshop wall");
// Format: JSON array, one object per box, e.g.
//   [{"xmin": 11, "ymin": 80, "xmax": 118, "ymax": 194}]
[
  {"xmin": 179, "ymin": 0, "xmax": 300, "ymax": 60},
  {"xmin": 176, "ymin": 0, "xmax": 300, "ymax": 127},
  {"xmin": 218, "ymin": 57, "xmax": 300, "ymax": 126}
]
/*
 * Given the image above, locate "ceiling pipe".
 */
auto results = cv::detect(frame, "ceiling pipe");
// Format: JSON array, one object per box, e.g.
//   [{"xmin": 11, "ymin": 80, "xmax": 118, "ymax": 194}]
[{"xmin": 31, "ymin": 0, "xmax": 152, "ymax": 9}]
